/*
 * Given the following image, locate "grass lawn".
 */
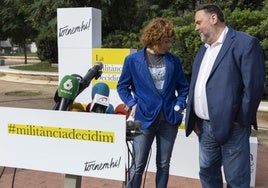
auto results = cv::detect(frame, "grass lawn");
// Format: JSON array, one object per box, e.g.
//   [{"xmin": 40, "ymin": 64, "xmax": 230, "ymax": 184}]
[
  {"xmin": 10, "ymin": 61, "xmax": 58, "ymax": 72},
  {"xmin": 3, "ymin": 53, "xmax": 57, "ymax": 72}
]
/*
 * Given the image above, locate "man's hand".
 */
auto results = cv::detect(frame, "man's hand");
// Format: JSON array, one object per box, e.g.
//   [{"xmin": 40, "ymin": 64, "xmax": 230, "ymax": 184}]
[{"xmin": 193, "ymin": 124, "xmax": 200, "ymax": 136}]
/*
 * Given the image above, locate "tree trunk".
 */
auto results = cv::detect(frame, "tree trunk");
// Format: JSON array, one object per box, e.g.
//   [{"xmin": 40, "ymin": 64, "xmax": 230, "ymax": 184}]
[{"xmin": 24, "ymin": 42, "xmax": 27, "ymax": 64}]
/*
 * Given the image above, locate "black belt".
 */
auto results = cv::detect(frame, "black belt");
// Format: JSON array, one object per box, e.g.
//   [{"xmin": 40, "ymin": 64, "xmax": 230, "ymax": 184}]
[{"xmin": 198, "ymin": 117, "xmax": 210, "ymax": 123}]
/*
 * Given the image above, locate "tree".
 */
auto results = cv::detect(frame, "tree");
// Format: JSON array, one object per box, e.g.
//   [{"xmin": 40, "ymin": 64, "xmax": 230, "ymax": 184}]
[
  {"xmin": 1, "ymin": 0, "xmax": 267, "ymax": 75},
  {"xmin": 28, "ymin": 0, "xmax": 73, "ymax": 63},
  {"xmin": 0, "ymin": 0, "xmax": 38, "ymax": 64},
  {"xmin": 172, "ymin": 15, "xmax": 202, "ymax": 80}
]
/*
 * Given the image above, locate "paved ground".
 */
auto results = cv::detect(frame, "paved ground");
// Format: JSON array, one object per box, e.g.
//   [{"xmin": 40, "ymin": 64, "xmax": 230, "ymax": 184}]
[{"xmin": 0, "ymin": 57, "xmax": 267, "ymax": 188}]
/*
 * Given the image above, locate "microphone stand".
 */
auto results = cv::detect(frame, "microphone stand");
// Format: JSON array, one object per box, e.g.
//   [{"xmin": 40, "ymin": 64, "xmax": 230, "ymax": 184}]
[
  {"xmin": 52, "ymin": 68, "xmax": 102, "ymax": 188},
  {"xmin": 124, "ymin": 120, "xmax": 143, "ymax": 187}
]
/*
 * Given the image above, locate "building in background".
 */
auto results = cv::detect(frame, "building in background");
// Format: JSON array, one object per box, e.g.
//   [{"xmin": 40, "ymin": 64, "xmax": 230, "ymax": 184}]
[
  {"xmin": 0, "ymin": 39, "xmax": 37, "ymax": 55},
  {"xmin": 0, "ymin": 39, "xmax": 12, "ymax": 55}
]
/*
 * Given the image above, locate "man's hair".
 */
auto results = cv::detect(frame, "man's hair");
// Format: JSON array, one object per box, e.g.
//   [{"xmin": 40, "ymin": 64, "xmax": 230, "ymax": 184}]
[
  {"xmin": 196, "ymin": 4, "xmax": 225, "ymax": 23},
  {"xmin": 141, "ymin": 18, "xmax": 175, "ymax": 48}
]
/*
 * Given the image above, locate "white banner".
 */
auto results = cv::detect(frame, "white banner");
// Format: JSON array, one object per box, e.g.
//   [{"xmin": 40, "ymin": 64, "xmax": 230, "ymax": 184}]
[
  {"xmin": 57, "ymin": 8, "xmax": 102, "ymax": 105},
  {"xmin": 57, "ymin": 7, "xmax": 101, "ymax": 48},
  {"xmin": 0, "ymin": 107, "xmax": 126, "ymax": 181}
]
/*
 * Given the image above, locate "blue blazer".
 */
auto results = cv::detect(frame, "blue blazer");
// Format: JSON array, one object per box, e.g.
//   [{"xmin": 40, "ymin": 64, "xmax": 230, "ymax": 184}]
[
  {"xmin": 117, "ymin": 48, "xmax": 189, "ymax": 129},
  {"xmin": 185, "ymin": 27, "xmax": 266, "ymax": 144}
]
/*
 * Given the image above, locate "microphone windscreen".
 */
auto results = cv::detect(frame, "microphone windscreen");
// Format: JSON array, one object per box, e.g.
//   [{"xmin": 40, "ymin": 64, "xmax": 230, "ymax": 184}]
[
  {"xmin": 83, "ymin": 62, "xmax": 103, "ymax": 87},
  {"xmin": 85, "ymin": 103, "xmax": 91, "ymax": 112},
  {"xmin": 106, "ymin": 104, "xmax": 114, "ymax": 114},
  {"xmin": 93, "ymin": 62, "xmax": 103, "ymax": 71},
  {"xmin": 70, "ymin": 102, "xmax": 85, "ymax": 112},
  {"xmin": 58, "ymin": 75, "xmax": 79, "ymax": 100},
  {"xmin": 114, "ymin": 103, "xmax": 130, "ymax": 119},
  {"xmin": 91, "ymin": 82, "xmax": 110, "ymax": 100}
]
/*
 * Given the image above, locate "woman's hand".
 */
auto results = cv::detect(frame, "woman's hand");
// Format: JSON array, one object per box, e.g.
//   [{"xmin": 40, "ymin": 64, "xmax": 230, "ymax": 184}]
[{"xmin": 130, "ymin": 104, "xmax": 137, "ymax": 117}]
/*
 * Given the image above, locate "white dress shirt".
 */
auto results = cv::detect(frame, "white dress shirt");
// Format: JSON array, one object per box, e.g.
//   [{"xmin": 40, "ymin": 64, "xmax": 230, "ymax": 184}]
[{"xmin": 194, "ymin": 27, "xmax": 228, "ymax": 120}]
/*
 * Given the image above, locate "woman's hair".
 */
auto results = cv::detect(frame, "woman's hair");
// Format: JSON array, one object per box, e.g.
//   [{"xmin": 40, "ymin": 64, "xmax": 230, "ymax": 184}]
[{"xmin": 141, "ymin": 18, "xmax": 175, "ymax": 49}]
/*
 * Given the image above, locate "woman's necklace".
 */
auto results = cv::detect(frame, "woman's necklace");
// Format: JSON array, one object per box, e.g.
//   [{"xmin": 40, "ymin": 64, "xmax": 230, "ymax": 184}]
[{"xmin": 146, "ymin": 50, "xmax": 164, "ymax": 67}]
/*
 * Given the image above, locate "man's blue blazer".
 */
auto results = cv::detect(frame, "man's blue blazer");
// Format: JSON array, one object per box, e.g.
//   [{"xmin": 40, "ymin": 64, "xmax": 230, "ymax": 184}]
[{"xmin": 185, "ymin": 27, "xmax": 266, "ymax": 144}]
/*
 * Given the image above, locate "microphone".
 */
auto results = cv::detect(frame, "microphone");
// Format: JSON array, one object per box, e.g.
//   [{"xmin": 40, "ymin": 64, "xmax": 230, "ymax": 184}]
[
  {"xmin": 70, "ymin": 102, "xmax": 85, "ymax": 112},
  {"xmin": 90, "ymin": 82, "xmax": 110, "ymax": 113},
  {"xmin": 106, "ymin": 104, "xmax": 115, "ymax": 114},
  {"xmin": 114, "ymin": 103, "xmax": 131, "ymax": 119},
  {"xmin": 90, "ymin": 93, "xmax": 109, "ymax": 113},
  {"xmin": 85, "ymin": 102, "xmax": 91, "ymax": 112},
  {"xmin": 86, "ymin": 103, "xmax": 114, "ymax": 114},
  {"xmin": 91, "ymin": 82, "xmax": 110, "ymax": 99},
  {"xmin": 126, "ymin": 120, "xmax": 142, "ymax": 141},
  {"xmin": 81, "ymin": 62, "xmax": 103, "ymax": 89},
  {"xmin": 57, "ymin": 75, "xmax": 79, "ymax": 111}
]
